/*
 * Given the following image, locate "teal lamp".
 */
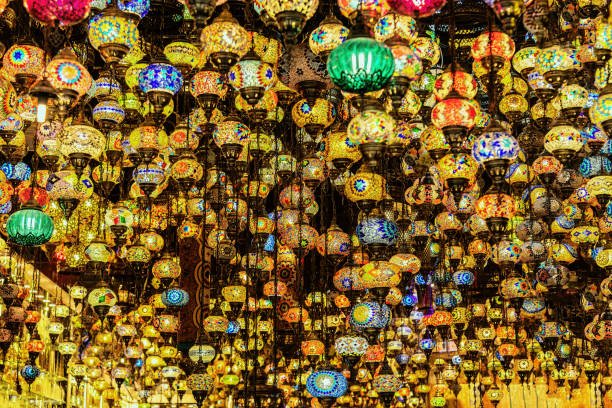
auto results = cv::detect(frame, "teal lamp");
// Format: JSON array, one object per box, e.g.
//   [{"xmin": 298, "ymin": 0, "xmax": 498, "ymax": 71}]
[
  {"xmin": 327, "ymin": 19, "xmax": 394, "ymax": 94},
  {"xmin": 6, "ymin": 198, "xmax": 54, "ymax": 246}
]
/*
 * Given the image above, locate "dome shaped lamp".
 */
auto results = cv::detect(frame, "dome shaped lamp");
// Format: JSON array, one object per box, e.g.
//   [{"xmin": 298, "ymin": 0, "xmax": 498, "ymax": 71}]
[
  {"xmin": 228, "ymin": 50, "xmax": 276, "ymax": 105},
  {"xmin": 306, "ymin": 369, "xmax": 348, "ymax": 408},
  {"xmin": 471, "ymin": 121, "xmax": 520, "ymax": 186},
  {"xmin": 138, "ymin": 60, "xmax": 183, "ymax": 116},
  {"xmin": 6, "ymin": 198, "xmax": 54, "ymax": 246},
  {"xmin": 327, "ymin": 16, "xmax": 394, "ymax": 95},
  {"xmin": 88, "ymin": 5, "xmax": 139, "ymax": 64},
  {"xmin": 191, "ymin": 64, "xmax": 226, "ymax": 119},
  {"xmin": 201, "ymin": 9, "xmax": 249, "ymax": 73}
]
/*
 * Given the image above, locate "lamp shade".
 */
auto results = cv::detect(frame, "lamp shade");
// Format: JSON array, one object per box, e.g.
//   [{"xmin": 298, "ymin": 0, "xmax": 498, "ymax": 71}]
[
  {"xmin": 138, "ymin": 63, "xmax": 183, "ymax": 95},
  {"xmin": 327, "ymin": 35, "xmax": 394, "ymax": 94},
  {"xmin": 387, "ymin": 0, "xmax": 446, "ymax": 17},
  {"xmin": 6, "ymin": 202, "xmax": 54, "ymax": 246},
  {"xmin": 306, "ymin": 369, "xmax": 348, "ymax": 398},
  {"xmin": 88, "ymin": 7, "xmax": 140, "ymax": 63}
]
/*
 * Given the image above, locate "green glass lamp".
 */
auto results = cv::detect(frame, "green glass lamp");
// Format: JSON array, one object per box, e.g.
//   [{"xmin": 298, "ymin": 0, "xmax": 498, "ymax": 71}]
[
  {"xmin": 6, "ymin": 198, "xmax": 54, "ymax": 246},
  {"xmin": 327, "ymin": 19, "xmax": 394, "ymax": 94}
]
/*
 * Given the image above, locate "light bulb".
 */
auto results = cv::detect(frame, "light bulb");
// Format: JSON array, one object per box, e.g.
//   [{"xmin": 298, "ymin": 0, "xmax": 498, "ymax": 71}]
[{"xmin": 36, "ymin": 97, "xmax": 47, "ymax": 123}]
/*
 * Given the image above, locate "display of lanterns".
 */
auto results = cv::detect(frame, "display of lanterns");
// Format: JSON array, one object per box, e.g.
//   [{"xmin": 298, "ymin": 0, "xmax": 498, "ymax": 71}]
[{"xmin": 0, "ymin": 1, "xmax": 610, "ymax": 408}]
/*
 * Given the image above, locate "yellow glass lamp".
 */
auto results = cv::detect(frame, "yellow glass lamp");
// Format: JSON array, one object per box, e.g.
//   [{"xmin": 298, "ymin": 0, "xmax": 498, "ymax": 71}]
[
  {"xmin": 164, "ymin": 41, "xmax": 200, "ymax": 75},
  {"xmin": 200, "ymin": 9, "xmax": 249, "ymax": 72},
  {"xmin": 345, "ymin": 165, "xmax": 386, "ymax": 213},
  {"xmin": 544, "ymin": 123, "xmax": 583, "ymax": 162}
]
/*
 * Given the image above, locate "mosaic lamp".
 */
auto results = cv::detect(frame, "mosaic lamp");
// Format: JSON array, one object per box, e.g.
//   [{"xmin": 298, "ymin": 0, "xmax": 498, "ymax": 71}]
[
  {"xmin": 138, "ymin": 61, "xmax": 183, "ymax": 113},
  {"xmin": 88, "ymin": 5, "xmax": 140, "ymax": 64}
]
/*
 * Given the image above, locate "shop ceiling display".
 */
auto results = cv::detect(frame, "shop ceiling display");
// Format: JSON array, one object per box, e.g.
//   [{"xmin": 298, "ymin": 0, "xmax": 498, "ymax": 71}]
[{"xmin": 2, "ymin": 0, "xmax": 612, "ymax": 406}]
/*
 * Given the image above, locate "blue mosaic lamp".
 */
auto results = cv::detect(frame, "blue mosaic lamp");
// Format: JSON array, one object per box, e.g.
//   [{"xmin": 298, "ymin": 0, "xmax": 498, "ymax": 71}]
[
  {"xmin": 138, "ymin": 62, "xmax": 183, "ymax": 113},
  {"xmin": 306, "ymin": 369, "xmax": 348, "ymax": 407},
  {"xmin": 161, "ymin": 286, "xmax": 190, "ymax": 308}
]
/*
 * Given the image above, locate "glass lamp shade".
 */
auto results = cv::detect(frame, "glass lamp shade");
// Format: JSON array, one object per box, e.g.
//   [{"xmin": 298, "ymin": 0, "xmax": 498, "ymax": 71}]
[
  {"xmin": 374, "ymin": 12, "xmax": 417, "ymax": 43},
  {"xmin": 350, "ymin": 301, "xmax": 390, "ymax": 329},
  {"xmin": 213, "ymin": 120, "xmax": 251, "ymax": 148},
  {"xmin": 161, "ymin": 287, "xmax": 189, "ymax": 308},
  {"xmin": 437, "ymin": 153, "xmax": 478, "ymax": 184},
  {"xmin": 3, "ymin": 43, "xmax": 46, "ymax": 85},
  {"xmin": 45, "ymin": 47, "xmax": 92, "ymax": 97},
  {"xmin": 118, "ymin": 0, "xmax": 150, "ymax": 19},
  {"xmin": 125, "ymin": 244, "xmax": 152, "ymax": 264},
  {"xmin": 333, "ymin": 265, "xmax": 363, "ymax": 291},
  {"xmin": 263, "ymin": 280, "xmax": 288, "ymax": 297},
  {"xmin": 129, "ymin": 125, "xmax": 169, "ymax": 152},
  {"xmin": 186, "ymin": 372, "xmax": 214, "ymax": 408},
  {"xmin": 389, "ymin": 43, "xmax": 423, "ymax": 80},
  {"xmin": 335, "ymin": 335, "xmax": 368, "ymax": 356},
  {"xmin": 292, "ymin": 98, "xmax": 336, "ymax": 131},
  {"xmin": 471, "ymin": 128, "xmax": 519, "ymax": 164},
  {"xmin": 512, "ymin": 46, "xmax": 539, "ymax": 76},
  {"xmin": 361, "ymin": 260, "xmax": 401, "ymax": 288},
  {"xmin": 96, "ymin": 73, "xmax": 122, "ymax": 100},
  {"xmin": 138, "ymin": 63, "xmax": 183, "ymax": 95},
  {"xmin": 188, "ymin": 344, "xmax": 216, "ymax": 363},
  {"xmin": 345, "ymin": 166, "xmax": 386, "ymax": 203},
  {"xmin": 85, "ymin": 238, "xmax": 114, "ymax": 263},
  {"xmin": 325, "ymin": 129, "xmax": 362, "ymax": 165},
  {"xmin": 200, "ymin": 10, "xmax": 249, "ymax": 67},
  {"xmin": 133, "ymin": 163, "xmax": 166, "ymax": 192},
  {"xmin": 348, "ymin": 107, "xmax": 395, "ymax": 145},
  {"xmin": 124, "ymin": 63, "xmax": 147, "ymax": 90},
  {"xmin": 544, "ymin": 124, "xmax": 583, "ymax": 154},
  {"xmin": 60, "ymin": 123, "xmax": 106, "ymax": 161},
  {"xmin": 499, "ymin": 92, "xmax": 529, "ymax": 121},
  {"xmin": 309, "ymin": 16, "xmax": 349, "ymax": 56},
  {"xmin": 306, "ymin": 370, "xmax": 348, "ymax": 399},
  {"xmin": 475, "ymin": 193, "xmax": 517, "ymax": 220},
  {"xmin": 356, "ymin": 216, "xmax": 398, "ymax": 245},
  {"xmin": 105, "ymin": 202, "xmax": 134, "ymax": 229},
  {"xmin": 531, "ymin": 155, "xmax": 563, "ymax": 176},
  {"xmin": 433, "ymin": 69, "xmax": 478, "ymax": 101},
  {"xmin": 227, "ymin": 56, "xmax": 276, "ymax": 93},
  {"xmin": 6, "ymin": 202, "xmax": 54, "ymax": 246},
  {"xmin": 280, "ymin": 223, "xmax": 319, "ymax": 252},
  {"xmin": 170, "ymin": 156, "xmax": 204, "ymax": 185},
  {"xmin": 471, "ymin": 30, "xmax": 515, "ymax": 64},
  {"xmin": 316, "ymin": 225, "xmax": 350, "ymax": 257},
  {"xmin": 169, "ymin": 123, "xmax": 199, "ymax": 151},
  {"xmin": 24, "ymin": 0, "xmax": 91, "ymax": 26},
  {"xmin": 164, "ymin": 41, "xmax": 199, "ymax": 70},
  {"xmin": 412, "ymin": 36, "xmax": 441, "ymax": 69},
  {"xmin": 88, "ymin": 8, "xmax": 140, "ymax": 63},
  {"xmin": 554, "ymin": 84, "xmax": 589, "ymax": 113},
  {"xmin": 387, "ymin": 0, "xmax": 446, "ymax": 17},
  {"xmin": 190, "ymin": 69, "xmax": 227, "ymax": 99},
  {"xmin": 152, "ymin": 256, "xmax": 181, "ymax": 280},
  {"xmin": 373, "ymin": 373, "xmax": 403, "ymax": 394},
  {"xmin": 256, "ymin": 0, "xmax": 319, "ymax": 20},
  {"xmin": 278, "ymin": 43, "xmax": 329, "ymax": 92},
  {"xmin": 46, "ymin": 170, "xmax": 93, "ymax": 201},
  {"xmin": 202, "ymin": 314, "xmax": 229, "ymax": 333},
  {"xmin": 93, "ymin": 99, "xmax": 125, "ymax": 125},
  {"xmin": 535, "ymin": 44, "xmax": 573, "ymax": 74},
  {"xmin": 590, "ymin": 92, "xmax": 612, "ymax": 129},
  {"xmin": 431, "ymin": 97, "xmax": 480, "ymax": 131},
  {"xmin": 222, "ymin": 284, "xmax": 246, "ymax": 303},
  {"xmin": 87, "ymin": 286, "xmax": 118, "ymax": 309},
  {"xmin": 327, "ymin": 35, "xmax": 394, "ymax": 94}
]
